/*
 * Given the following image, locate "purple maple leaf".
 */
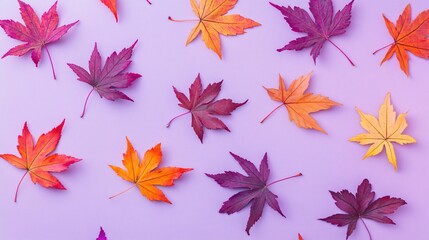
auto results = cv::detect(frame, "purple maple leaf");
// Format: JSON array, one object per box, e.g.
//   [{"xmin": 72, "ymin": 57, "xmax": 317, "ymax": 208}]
[
  {"xmin": 96, "ymin": 227, "xmax": 107, "ymax": 240},
  {"xmin": 206, "ymin": 152, "xmax": 302, "ymax": 235},
  {"xmin": 270, "ymin": 0, "xmax": 355, "ymax": 66},
  {"xmin": 320, "ymin": 179, "xmax": 406, "ymax": 240},
  {"xmin": 67, "ymin": 41, "xmax": 141, "ymax": 118}
]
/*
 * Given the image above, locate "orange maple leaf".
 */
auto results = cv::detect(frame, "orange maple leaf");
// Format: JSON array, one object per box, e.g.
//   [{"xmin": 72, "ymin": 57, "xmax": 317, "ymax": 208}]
[
  {"xmin": 261, "ymin": 72, "xmax": 340, "ymax": 133},
  {"xmin": 100, "ymin": 0, "xmax": 151, "ymax": 22},
  {"xmin": 169, "ymin": 0, "xmax": 260, "ymax": 58},
  {"xmin": 0, "ymin": 120, "xmax": 81, "ymax": 202},
  {"xmin": 374, "ymin": 4, "xmax": 429, "ymax": 76},
  {"xmin": 109, "ymin": 138, "xmax": 192, "ymax": 203},
  {"xmin": 298, "ymin": 233, "xmax": 304, "ymax": 240}
]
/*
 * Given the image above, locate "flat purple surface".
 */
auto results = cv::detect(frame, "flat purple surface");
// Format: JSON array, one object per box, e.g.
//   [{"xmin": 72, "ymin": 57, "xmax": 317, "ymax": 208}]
[{"xmin": 0, "ymin": 0, "xmax": 428, "ymax": 239}]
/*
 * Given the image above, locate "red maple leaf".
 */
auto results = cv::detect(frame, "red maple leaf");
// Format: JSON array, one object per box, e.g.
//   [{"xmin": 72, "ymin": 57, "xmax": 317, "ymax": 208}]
[{"xmin": 167, "ymin": 74, "xmax": 247, "ymax": 143}]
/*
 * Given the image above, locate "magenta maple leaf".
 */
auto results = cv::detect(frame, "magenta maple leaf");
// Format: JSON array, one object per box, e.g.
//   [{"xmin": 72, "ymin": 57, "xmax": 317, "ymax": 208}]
[
  {"xmin": 320, "ymin": 179, "xmax": 406, "ymax": 240},
  {"xmin": 270, "ymin": 0, "xmax": 355, "ymax": 66},
  {"xmin": 0, "ymin": 0, "xmax": 78, "ymax": 79},
  {"xmin": 206, "ymin": 152, "xmax": 302, "ymax": 235},
  {"xmin": 67, "ymin": 41, "xmax": 141, "ymax": 118},
  {"xmin": 96, "ymin": 227, "xmax": 107, "ymax": 240},
  {"xmin": 167, "ymin": 74, "xmax": 247, "ymax": 143}
]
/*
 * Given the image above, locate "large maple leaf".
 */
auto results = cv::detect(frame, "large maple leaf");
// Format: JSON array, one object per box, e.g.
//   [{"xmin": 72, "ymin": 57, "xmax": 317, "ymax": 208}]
[
  {"xmin": 350, "ymin": 93, "xmax": 416, "ymax": 170},
  {"xmin": 0, "ymin": 0, "xmax": 78, "ymax": 79},
  {"xmin": 270, "ymin": 0, "xmax": 355, "ymax": 66},
  {"xmin": 109, "ymin": 138, "xmax": 192, "ymax": 203},
  {"xmin": 206, "ymin": 152, "xmax": 302, "ymax": 235},
  {"xmin": 0, "ymin": 120, "xmax": 81, "ymax": 202},
  {"xmin": 167, "ymin": 73, "xmax": 247, "ymax": 143},
  {"xmin": 320, "ymin": 179, "xmax": 406, "ymax": 240},
  {"xmin": 100, "ymin": 0, "xmax": 152, "ymax": 22},
  {"xmin": 67, "ymin": 41, "xmax": 141, "ymax": 118},
  {"xmin": 261, "ymin": 72, "xmax": 340, "ymax": 133},
  {"xmin": 168, "ymin": 0, "xmax": 260, "ymax": 58},
  {"xmin": 373, "ymin": 4, "xmax": 429, "ymax": 76}
]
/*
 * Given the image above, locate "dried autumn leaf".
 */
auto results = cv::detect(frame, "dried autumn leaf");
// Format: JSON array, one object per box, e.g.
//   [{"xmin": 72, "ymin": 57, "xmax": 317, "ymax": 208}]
[
  {"xmin": 374, "ymin": 4, "xmax": 429, "ymax": 76},
  {"xmin": 261, "ymin": 72, "xmax": 340, "ymax": 133},
  {"xmin": 298, "ymin": 233, "xmax": 304, "ymax": 240},
  {"xmin": 0, "ymin": 120, "xmax": 81, "ymax": 202},
  {"xmin": 168, "ymin": 0, "xmax": 260, "ymax": 58},
  {"xmin": 100, "ymin": 0, "xmax": 152, "ymax": 22},
  {"xmin": 67, "ymin": 41, "xmax": 141, "ymax": 118},
  {"xmin": 167, "ymin": 73, "xmax": 247, "ymax": 143},
  {"xmin": 320, "ymin": 179, "xmax": 406, "ymax": 240},
  {"xmin": 96, "ymin": 227, "xmax": 107, "ymax": 240},
  {"xmin": 270, "ymin": 0, "xmax": 355, "ymax": 65},
  {"xmin": 206, "ymin": 152, "xmax": 302, "ymax": 235},
  {"xmin": 350, "ymin": 93, "xmax": 416, "ymax": 170},
  {"xmin": 0, "ymin": 0, "xmax": 78, "ymax": 79},
  {"xmin": 109, "ymin": 138, "xmax": 192, "ymax": 203}
]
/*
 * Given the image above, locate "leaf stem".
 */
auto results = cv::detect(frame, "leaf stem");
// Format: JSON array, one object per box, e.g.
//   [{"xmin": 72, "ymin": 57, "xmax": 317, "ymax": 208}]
[
  {"xmin": 166, "ymin": 111, "xmax": 191, "ymax": 128},
  {"xmin": 15, "ymin": 171, "xmax": 29, "ymax": 203},
  {"xmin": 360, "ymin": 218, "xmax": 373, "ymax": 240},
  {"xmin": 327, "ymin": 39, "xmax": 355, "ymax": 66},
  {"xmin": 260, "ymin": 103, "xmax": 285, "ymax": 123},
  {"xmin": 81, "ymin": 88, "xmax": 95, "ymax": 118},
  {"xmin": 168, "ymin": 16, "xmax": 199, "ymax": 22},
  {"xmin": 372, "ymin": 43, "xmax": 393, "ymax": 55},
  {"xmin": 45, "ymin": 46, "xmax": 57, "ymax": 79},
  {"xmin": 109, "ymin": 185, "xmax": 135, "ymax": 199},
  {"xmin": 146, "ymin": 0, "xmax": 152, "ymax": 4},
  {"xmin": 267, "ymin": 173, "xmax": 302, "ymax": 187}
]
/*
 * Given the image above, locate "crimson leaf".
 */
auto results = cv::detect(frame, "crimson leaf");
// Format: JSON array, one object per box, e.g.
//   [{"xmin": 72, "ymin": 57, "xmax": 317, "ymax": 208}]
[
  {"xmin": 167, "ymin": 74, "xmax": 247, "ymax": 143},
  {"xmin": 320, "ymin": 179, "xmax": 406, "ymax": 240}
]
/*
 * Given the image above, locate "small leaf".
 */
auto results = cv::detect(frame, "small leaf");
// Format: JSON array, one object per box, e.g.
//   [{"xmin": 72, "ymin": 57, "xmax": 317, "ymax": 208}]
[
  {"xmin": 0, "ymin": 120, "xmax": 81, "ymax": 202},
  {"xmin": 167, "ymin": 73, "xmax": 247, "ymax": 143},
  {"xmin": 320, "ymin": 179, "xmax": 406, "ymax": 240},
  {"xmin": 374, "ymin": 4, "xmax": 429, "ymax": 76},
  {"xmin": 67, "ymin": 41, "xmax": 142, "ymax": 118},
  {"xmin": 350, "ymin": 93, "xmax": 416, "ymax": 170},
  {"xmin": 270, "ymin": 0, "xmax": 355, "ymax": 65},
  {"xmin": 206, "ymin": 152, "xmax": 302, "ymax": 234},
  {"xmin": 261, "ymin": 72, "xmax": 340, "ymax": 133},
  {"xmin": 96, "ymin": 227, "xmax": 107, "ymax": 240},
  {"xmin": 100, "ymin": 0, "xmax": 152, "ymax": 22},
  {"xmin": 109, "ymin": 138, "xmax": 192, "ymax": 203},
  {"xmin": 168, "ymin": 0, "xmax": 260, "ymax": 58},
  {"xmin": 0, "ymin": 0, "xmax": 78, "ymax": 79}
]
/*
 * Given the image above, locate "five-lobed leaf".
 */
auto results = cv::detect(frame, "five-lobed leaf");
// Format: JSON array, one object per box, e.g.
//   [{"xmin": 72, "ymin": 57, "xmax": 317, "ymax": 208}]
[
  {"xmin": 0, "ymin": 120, "xmax": 81, "ymax": 202},
  {"xmin": 109, "ymin": 137, "xmax": 192, "ymax": 203},
  {"xmin": 167, "ymin": 73, "xmax": 247, "ymax": 143},
  {"xmin": 375, "ymin": 4, "xmax": 429, "ymax": 76},
  {"xmin": 0, "ymin": 0, "xmax": 78, "ymax": 79},
  {"xmin": 169, "ymin": 0, "xmax": 260, "ymax": 58},
  {"xmin": 96, "ymin": 227, "xmax": 107, "ymax": 240},
  {"xmin": 67, "ymin": 41, "xmax": 142, "ymax": 118},
  {"xmin": 270, "ymin": 0, "xmax": 355, "ymax": 65},
  {"xmin": 261, "ymin": 72, "xmax": 340, "ymax": 133},
  {"xmin": 350, "ymin": 93, "xmax": 416, "ymax": 170},
  {"xmin": 206, "ymin": 152, "xmax": 302, "ymax": 235},
  {"xmin": 100, "ymin": 0, "xmax": 152, "ymax": 22},
  {"xmin": 320, "ymin": 179, "xmax": 406, "ymax": 240}
]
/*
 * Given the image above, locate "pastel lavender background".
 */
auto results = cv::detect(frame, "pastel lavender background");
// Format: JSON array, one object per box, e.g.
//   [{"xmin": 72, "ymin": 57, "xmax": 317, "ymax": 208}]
[{"xmin": 0, "ymin": 0, "xmax": 427, "ymax": 239}]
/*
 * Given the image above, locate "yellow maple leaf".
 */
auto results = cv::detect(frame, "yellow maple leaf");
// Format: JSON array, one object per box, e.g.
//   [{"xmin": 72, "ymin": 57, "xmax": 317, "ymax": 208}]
[
  {"xmin": 350, "ymin": 93, "xmax": 416, "ymax": 170},
  {"xmin": 169, "ymin": 0, "xmax": 260, "ymax": 58}
]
